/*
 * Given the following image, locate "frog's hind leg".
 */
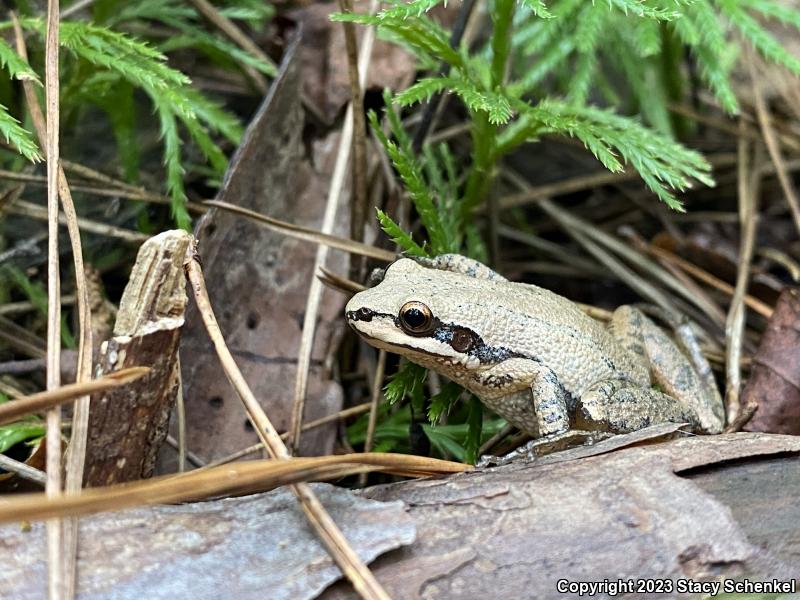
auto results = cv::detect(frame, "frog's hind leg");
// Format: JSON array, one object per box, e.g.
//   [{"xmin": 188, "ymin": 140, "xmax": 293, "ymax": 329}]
[
  {"xmin": 608, "ymin": 305, "xmax": 724, "ymax": 433},
  {"xmin": 411, "ymin": 254, "xmax": 507, "ymax": 281},
  {"xmin": 577, "ymin": 379, "xmax": 700, "ymax": 433}
]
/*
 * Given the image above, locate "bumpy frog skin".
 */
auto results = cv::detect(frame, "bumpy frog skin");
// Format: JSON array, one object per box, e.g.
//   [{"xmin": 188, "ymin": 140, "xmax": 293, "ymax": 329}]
[{"xmin": 345, "ymin": 254, "xmax": 724, "ymax": 444}]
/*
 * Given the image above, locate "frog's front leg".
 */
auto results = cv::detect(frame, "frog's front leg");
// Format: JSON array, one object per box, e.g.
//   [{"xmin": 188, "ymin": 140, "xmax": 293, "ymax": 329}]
[
  {"xmin": 608, "ymin": 305, "xmax": 724, "ymax": 433},
  {"xmin": 479, "ymin": 361, "xmax": 600, "ymax": 465},
  {"xmin": 479, "ymin": 359, "xmax": 571, "ymax": 437}
]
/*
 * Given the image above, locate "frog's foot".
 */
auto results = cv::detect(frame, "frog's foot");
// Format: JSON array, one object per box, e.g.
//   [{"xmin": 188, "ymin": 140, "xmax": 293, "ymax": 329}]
[{"xmin": 477, "ymin": 429, "xmax": 612, "ymax": 467}]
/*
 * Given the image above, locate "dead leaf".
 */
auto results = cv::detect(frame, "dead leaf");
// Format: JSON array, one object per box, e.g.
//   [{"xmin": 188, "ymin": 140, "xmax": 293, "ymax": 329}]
[{"xmin": 744, "ymin": 288, "xmax": 800, "ymax": 434}]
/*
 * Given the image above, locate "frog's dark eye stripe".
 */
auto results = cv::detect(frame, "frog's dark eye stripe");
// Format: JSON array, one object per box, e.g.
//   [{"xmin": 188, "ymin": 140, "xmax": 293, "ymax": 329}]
[{"xmin": 398, "ymin": 301, "xmax": 435, "ymax": 336}]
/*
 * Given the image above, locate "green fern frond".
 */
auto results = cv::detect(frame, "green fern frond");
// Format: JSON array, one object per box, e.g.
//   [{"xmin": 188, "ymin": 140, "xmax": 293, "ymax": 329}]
[
  {"xmin": 428, "ymin": 382, "xmax": 463, "ymax": 424},
  {"xmin": 527, "ymin": 101, "xmax": 713, "ymax": 209},
  {"xmin": 0, "ymin": 105, "xmax": 41, "ymax": 162},
  {"xmin": 0, "ymin": 38, "xmax": 40, "ymax": 84},
  {"xmin": 605, "ymin": 0, "xmax": 685, "ymax": 20},
  {"xmin": 632, "ymin": 18, "xmax": 661, "ymax": 56},
  {"xmin": 332, "ymin": 10, "xmax": 465, "ymax": 70},
  {"xmin": 720, "ymin": 0, "xmax": 800, "ymax": 74},
  {"xmin": 376, "ymin": 209, "xmax": 428, "ymax": 257},
  {"xmin": 567, "ymin": 50, "xmax": 598, "ymax": 103},
  {"xmin": 152, "ymin": 95, "xmax": 191, "ymax": 230},
  {"xmin": 384, "ymin": 361, "xmax": 428, "ymax": 409},
  {"xmin": 370, "ymin": 111, "xmax": 448, "ymax": 251},
  {"xmin": 513, "ymin": 38, "xmax": 575, "ymax": 94},
  {"xmin": 394, "ymin": 76, "xmax": 450, "ymax": 106},
  {"xmin": 180, "ymin": 87, "xmax": 244, "ymax": 143},
  {"xmin": 449, "ymin": 78, "xmax": 513, "ymax": 124},
  {"xmin": 372, "ymin": 0, "xmax": 445, "ymax": 20},
  {"xmin": 520, "ymin": 0, "xmax": 553, "ymax": 19}
]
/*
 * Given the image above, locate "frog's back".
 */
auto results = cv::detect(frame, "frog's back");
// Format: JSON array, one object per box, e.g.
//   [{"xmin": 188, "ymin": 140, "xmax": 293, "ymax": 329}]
[{"xmin": 447, "ymin": 277, "xmax": 648, "ymax": 395}]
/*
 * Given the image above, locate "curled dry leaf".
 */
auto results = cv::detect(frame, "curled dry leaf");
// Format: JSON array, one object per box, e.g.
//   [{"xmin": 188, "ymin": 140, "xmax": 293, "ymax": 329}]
[{"xmin": 743, "ymin": 288, "xmax": 800, "ymax": 434}]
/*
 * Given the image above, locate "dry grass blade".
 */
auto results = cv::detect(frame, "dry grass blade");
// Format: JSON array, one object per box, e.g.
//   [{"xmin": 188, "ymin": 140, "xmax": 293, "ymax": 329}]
[
  {"xmin": 318, "ymin": 266, "xmax": 366, "ymax": 295},
  {"xmin": 201, "ymin": 402, "xmax": 375, "ymax": 469},
  {"xmin": 12, "ymin": 17, "xmax": 95, "ymax": 597},
  {"xmin": 35, "ymin": 1, "xmax": 65, "ymax": 594},
  {"xmin": 503, "ymin": 168, "xmax": 683, "ymax": 316},
  {"xmin": 0, "ymin": 367, "xmax": 149, "ymax": 426},
  {"xmin": 204, "ymin": 200, "xmax": 394, "ymax": 261},
  {"xmin": 359, "ymin": 350, "xmax": 386, "ymax": 487},
  {"xmin": 0, "ymin": 452, "xmax": 47, "ymax": 485},
  {"xmin": 640, "ymin": 244, "xmax": 773, "ymax": 319},
  {"xmin": 8, "ymin": 200, "xmax": 150, "ymax": 243},
  {"xmin": 291, "ymin": 5, "xmax": 378, "ymax": 453},
  {"xmin": 338, "ymin": 0, "xmax": 369, "ymax": 254},
  {"xmin": 0, "ymin": 453, "xmax": 469, "ymax": 524},
  {"xmin": 725, "ymin": 115, "xmax": 761, "ymax": 425},
  {"xmin": 751, "ymin": 59, "xmax": 800, "ymax": 237},
  {"xmin": 184, "ymin": 244, "xmax": 391, "ymax": 600}
]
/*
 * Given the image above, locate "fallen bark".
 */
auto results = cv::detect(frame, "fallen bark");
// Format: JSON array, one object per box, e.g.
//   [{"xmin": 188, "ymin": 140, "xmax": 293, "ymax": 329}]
[
  {"xmin": 325, "ymin": 432, "xmax": 800, "ymax": 599},
  {"xmin": 1, "ymin": 433, "xmax": 797, "ymax": 599}
]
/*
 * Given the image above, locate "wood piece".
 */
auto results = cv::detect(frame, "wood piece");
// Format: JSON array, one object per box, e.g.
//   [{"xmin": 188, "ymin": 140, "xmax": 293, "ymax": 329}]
[
  {"xmin": 1, "ymin": 434, "xmax": 797, "ymax": 598},
  {"xmin": 0, "ymin": 484, "xmax": 415, "ymax": 600},
  {"xmin": 321, "ymin": 433, "xmax": 800, "ymax": 599},
  {"xmin": 83, "ymin": 231, "xmax": 190, "ymax": 486}
]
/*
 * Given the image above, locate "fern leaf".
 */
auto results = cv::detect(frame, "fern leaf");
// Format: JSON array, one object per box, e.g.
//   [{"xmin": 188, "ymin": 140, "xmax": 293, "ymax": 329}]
[
  {"xmin": 606, "ymin": 0, "xmax": 684, "ymax": 21},
  {"xmin": 0, "ymin": 38, "xmax": 40, "ymax": 84},
  {"xmin": 181, "ymin": 87, "xmax": 244, "ymax": 143},
  {"xmin": 0, "ymin": 104, "xmax": 41, "ymax": 162},
  {"xmin": 394, "ymin": 77, "xmax": 450, "ymax": 106},
  {"xmin": 428, "ymin": 382, "xmax": 463, "ymax": 424},
  {"xmin": 721, "ymin": 0, "xmax": 800, "ymax": 74},
  {"xmin": 152, "ymin": 95, "xmax": 191, "ymax": 230},
  {"xmin": 529, "ymin": 101, "xmax": 713, "ymax": 209},
  {"xmin": 375, "ymin": 208, "xmax": 428, "ymax": 257},
  {"xmin": 519, "ymin": 0, "xmax": 553, "ymax": 19}
]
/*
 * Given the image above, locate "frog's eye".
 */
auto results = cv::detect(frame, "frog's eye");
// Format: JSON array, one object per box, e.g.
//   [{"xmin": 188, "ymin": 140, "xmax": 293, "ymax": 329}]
[{"xmin": 398, "ymin": 301, "xmax": 435, "ymax": 336}]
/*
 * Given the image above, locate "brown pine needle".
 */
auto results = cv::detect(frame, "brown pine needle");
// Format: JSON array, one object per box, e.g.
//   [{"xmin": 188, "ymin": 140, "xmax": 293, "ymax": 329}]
[
  {"xmin": 317, "ymin": 266, "xmax": 366, "ymax": 295},
  {"xmin": 0, "ymin": 368, "xmax": 149, "ymax": 426},
  {"xmin": 184, "ymin": 244, "xmax": 392, "ymax": 600},
  {"xmin": 0, "ymin": 453, "xmax": 469, "ymax": 524},
  {"xmin": 204, "ymin": 200, "xmax": 395, "ymax": 261}
]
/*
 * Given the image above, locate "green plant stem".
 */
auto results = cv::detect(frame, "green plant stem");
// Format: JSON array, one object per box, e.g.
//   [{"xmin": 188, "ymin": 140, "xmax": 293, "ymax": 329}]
[
  {"xmin": 462, "ymin": 0, "xmax": 516, "ymax": 219},
  {"xmin": 660, "ymin": 23, "xmax": 690, "ymax": 137}
]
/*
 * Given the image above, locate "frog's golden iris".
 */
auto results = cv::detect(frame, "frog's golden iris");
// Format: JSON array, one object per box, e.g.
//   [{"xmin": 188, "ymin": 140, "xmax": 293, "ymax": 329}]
[{"xmin": 398, "ymin": 301, "xmax": 435, "ymax": 336}]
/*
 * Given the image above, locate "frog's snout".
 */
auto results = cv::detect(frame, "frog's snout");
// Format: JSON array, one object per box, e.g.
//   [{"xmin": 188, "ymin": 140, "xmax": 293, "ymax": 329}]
[{"xmin": 346, "ymin": 307, "xmax": 374, "ymax": 324}]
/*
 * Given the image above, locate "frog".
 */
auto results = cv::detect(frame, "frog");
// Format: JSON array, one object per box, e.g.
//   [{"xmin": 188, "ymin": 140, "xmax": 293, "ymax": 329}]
[{"xmin": 345, "ymin": 254, "xmax": 724, "ymax": 457}]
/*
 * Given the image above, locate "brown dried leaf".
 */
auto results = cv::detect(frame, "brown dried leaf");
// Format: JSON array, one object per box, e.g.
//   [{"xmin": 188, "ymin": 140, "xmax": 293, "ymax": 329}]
[
  {"xmin": 292, "ymin": 3, "xmax": 415, "ymax": 123},
  {"xmin": 744, "ymin": 288, "xmax": 800, "ymax": 434}
]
